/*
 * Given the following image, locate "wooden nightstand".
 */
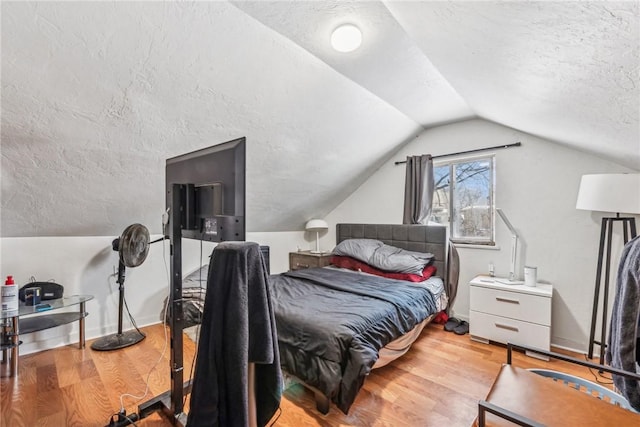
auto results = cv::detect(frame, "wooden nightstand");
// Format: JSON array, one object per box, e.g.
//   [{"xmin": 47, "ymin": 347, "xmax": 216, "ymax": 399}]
[
  {"xmin": 469, "ymin": 275, "xmax": 552, "ymax": 359},
  {"xmin": 289, "ymin": 251, "xmax": 333, "ymax": 271}
]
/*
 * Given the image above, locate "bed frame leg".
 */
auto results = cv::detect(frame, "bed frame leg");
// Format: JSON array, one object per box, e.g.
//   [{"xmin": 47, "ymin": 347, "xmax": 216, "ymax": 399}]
[{"xmin": 314, "ymin": 391, "xmax": 330, "ymax": 415}]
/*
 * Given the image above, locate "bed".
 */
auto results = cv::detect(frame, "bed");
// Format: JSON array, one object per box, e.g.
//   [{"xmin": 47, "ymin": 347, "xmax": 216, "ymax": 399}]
[
  {"xmin": 178, "ymin": 223, "xmax": 452, "ymax": 414},
  {"xmin": 268, "ymin": 223, "xmax": 451, "ymax": 414}
]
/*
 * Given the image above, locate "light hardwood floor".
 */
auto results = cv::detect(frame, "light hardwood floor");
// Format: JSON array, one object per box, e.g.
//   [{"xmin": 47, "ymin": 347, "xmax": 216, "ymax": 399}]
[{"xmin": 1, "ymin": 323, "xmax": 611, "ymax": 426}]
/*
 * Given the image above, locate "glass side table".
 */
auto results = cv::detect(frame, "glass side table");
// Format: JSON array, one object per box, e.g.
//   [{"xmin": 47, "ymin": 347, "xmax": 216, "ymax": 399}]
[{"xmin": 1, "ymin": 295, "xmax": 93, "ymax": 378}]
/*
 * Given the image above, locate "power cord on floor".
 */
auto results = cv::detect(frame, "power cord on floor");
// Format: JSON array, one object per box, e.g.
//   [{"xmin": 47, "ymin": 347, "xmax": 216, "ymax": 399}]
[
  {"xmin": 108, "ymin": 410, "xmax": 139, "ymax": 427},
  {"xmin": 584, "ymin": 354, "xmax": 614, "ymax": 385},
  {"xmin": 123, "ymin": 296, "xmax": 144, "ymax": 337},
  {"xmin": 107, "ymin": 224, "xmax": 172, "ymax": 426},
  {"xmin": 105, "ymin": 268, "xmax": 144, "ymax": 339},
  {"xmin": 116, "ymin": 293, "xmax": 170, "ymax": 413}
]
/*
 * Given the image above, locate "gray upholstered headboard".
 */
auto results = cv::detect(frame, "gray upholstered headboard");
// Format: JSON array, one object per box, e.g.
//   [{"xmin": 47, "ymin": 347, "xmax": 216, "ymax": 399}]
[{"xmin": 336, "ymin": 223, "xmax": 448, "ymax": 277}]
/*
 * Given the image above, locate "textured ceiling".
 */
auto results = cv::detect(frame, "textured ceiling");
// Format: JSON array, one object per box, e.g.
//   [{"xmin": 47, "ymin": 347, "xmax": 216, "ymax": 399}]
[
  {"xmin": 240, "ymin": 0, "xmax": 640, "ymax": 168},
  {"xmin": 1, "ymin": 1, "xmax": 421, "ymax": 237},
  {"xmin": 231, "ymin": 1, "xmax": 475, "ymax": 126},
  {"xmin": 1, "ymin": 1, "xmax": 638, "ymax": 238},
  {"xmin": 385, "ymin": 1, "xmax": 640, "ymax": 169}
]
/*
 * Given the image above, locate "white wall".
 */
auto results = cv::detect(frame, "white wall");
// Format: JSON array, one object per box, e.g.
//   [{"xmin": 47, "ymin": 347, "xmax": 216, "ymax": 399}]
[
  {"xmin": 0, "ymin": 231, "xmax": 307, "ymax": 355},
  {"xmin": 325, "ymin": 118, "xmax": 638, "ymax": 352}
]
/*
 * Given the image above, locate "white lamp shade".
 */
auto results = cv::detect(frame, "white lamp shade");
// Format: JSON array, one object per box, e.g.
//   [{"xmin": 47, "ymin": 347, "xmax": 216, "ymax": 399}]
[
  {"xmin": 305, "ymin": 219, "xmax": 329, "ymax": 231},
  {"xmin": 576, "ymin": 174, "xmax": 640, "ymax": 214}
]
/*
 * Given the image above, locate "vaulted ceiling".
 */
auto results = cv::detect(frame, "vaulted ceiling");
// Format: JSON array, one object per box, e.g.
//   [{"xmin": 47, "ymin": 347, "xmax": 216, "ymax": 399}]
[{"xmin": 2, "ymin": 1, "xmax": 638, "ymax": 237}]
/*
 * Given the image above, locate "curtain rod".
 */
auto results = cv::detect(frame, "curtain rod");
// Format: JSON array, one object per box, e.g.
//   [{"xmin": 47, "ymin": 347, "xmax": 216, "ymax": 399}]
[{"xmin": 394, "ymin": 142, "xmax": 522, "ymax": 165}]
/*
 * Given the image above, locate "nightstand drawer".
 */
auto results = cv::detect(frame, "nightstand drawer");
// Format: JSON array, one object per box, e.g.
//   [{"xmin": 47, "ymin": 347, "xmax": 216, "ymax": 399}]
[
  {"xmin": 470, "ymin": 285, "xmax": 551, "ymax": 326},
  {"xmin": 289, "ymin": 252, "xmax": 332, "ymax": 271},
  {"xmin": 470, "ymin": 310, "xmax": 550, "ymax": 351}
]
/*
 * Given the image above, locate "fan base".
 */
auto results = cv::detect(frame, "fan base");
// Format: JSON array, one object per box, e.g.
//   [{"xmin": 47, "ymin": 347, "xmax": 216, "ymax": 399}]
[{"xmin": 90, "ymin": 330, "xmax": 146, "ymax": 351}]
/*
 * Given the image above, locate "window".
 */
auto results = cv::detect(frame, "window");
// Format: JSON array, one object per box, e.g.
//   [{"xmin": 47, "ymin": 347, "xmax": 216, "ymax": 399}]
[{"xmin": 430, "ymin": 156, "xmax": 495, "ymax": 244}]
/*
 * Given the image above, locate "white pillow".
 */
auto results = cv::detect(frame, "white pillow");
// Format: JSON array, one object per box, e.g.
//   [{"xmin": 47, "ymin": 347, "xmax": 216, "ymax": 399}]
[
  {"xmin": 333, "ymin": 238, "xmax": 434, "ymax": 275},
  {"xmin": 332, "ymin": 239, "xmax": 383, "ymax": 264},
  {"xmin": 369, "ymin": 245, "xmax": 434, "ymax": 275}
]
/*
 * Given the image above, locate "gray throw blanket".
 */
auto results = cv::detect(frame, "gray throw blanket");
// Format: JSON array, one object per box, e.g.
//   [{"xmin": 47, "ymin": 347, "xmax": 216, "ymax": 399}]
[
  {"xmin": 187, "ymin": 242, "xmax": 282, "ymax": 426},
  {"xmin": 606, "ymin": 235, "xmax": 640, "ymax": 411}
]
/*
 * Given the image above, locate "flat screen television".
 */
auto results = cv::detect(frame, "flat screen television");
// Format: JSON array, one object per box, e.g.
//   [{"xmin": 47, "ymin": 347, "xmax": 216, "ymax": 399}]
[{"xmin": 165, "ymin": 137, "xmax": 245, "ymax": 242}]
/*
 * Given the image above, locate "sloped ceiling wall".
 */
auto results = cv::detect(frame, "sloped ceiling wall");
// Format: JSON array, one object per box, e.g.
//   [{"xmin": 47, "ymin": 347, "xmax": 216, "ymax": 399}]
[
  {"xmin": 239, "ymin": 0, "xmax": 639, "ymax": 167},
  {"xmin": 2, "ymin": 1, "xmax": 638, "ymax": 238},
  {"xmin": 231, "ymin": 1, "xmax": 475, "ymax": 126},
  {"xmin": 1, "ymin": 1, "xmax": 421, "ymax": 237},
  {"xmin": 385, "ymin": 1, "xmax": 639, "ymax": 169}
]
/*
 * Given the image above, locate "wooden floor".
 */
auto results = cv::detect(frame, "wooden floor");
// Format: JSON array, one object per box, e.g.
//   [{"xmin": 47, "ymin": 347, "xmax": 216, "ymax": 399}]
[{"xmin": 1, "ymin": 323, "xmax": 612, "ymax": 427}]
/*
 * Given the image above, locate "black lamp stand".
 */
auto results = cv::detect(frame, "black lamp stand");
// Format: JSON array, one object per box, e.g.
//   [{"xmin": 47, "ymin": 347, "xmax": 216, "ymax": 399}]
[{"xmin": 587, "ymin": 213, "xmax": 637, "ymax": 365}]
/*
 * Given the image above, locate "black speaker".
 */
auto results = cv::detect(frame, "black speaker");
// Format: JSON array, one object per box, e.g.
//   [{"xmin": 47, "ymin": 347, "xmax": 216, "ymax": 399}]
[{"xmin": 19, "ymin": 282, "xmax": 64, "ymax": 301}]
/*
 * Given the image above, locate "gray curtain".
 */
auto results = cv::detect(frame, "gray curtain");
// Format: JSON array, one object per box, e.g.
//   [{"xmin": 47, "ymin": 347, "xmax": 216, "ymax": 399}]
[
  {"xmin": 446, "ymin": 241, "xmax": 460, "ymax": 316},
  {"xmin": 402, "ymin": 155, "xmax": 434, "ymax": 224}
]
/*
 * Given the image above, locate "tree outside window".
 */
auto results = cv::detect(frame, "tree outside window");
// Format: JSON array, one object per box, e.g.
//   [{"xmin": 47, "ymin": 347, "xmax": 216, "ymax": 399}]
[{"xmin": 430, "ymin": 156, "xmax": 495, "ymax": 244}]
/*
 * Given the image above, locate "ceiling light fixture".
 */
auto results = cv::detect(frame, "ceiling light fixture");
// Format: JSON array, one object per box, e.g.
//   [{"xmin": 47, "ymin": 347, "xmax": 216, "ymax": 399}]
[{"xmin": 331, "ymin": 24, "xmax": 362, "ymax": 53}]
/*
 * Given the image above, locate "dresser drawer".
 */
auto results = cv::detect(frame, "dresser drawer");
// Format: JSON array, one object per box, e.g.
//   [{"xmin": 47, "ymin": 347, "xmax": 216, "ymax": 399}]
[
  {"xmin": 470, "ymin": 310, "xmax": 550, "ymax": 351},
  {"xmin": 289, "ymin": 252, "xmax": 332, "ymax": 270},
  {"xmin": 470, "ymin": 285, "xmax": 551, "ymax": 326}
]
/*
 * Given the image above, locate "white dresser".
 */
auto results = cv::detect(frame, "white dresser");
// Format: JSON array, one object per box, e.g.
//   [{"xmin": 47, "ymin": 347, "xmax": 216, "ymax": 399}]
[{"xmin": 469, "ymin": 275, "xmax": 552, "ymax": 359}]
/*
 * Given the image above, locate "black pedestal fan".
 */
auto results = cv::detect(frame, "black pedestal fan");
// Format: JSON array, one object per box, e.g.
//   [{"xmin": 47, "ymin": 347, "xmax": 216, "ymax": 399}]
[{"xmin": 91, "ymin": 224, "xmax": 150, "ymax": 351}]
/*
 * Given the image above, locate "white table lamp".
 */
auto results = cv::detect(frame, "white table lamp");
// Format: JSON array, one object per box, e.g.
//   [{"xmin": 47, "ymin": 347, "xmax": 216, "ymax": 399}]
[
  {"xmin": 495, "ymin": 208, "xmax": 524, "ymax": 285},
  {"xmin": 305, "ymin": 219, "xmax": 329, "ymax": 253}
]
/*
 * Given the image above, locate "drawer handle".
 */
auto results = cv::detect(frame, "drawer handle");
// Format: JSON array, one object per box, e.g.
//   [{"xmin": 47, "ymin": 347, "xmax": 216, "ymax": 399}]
[
  {"xmin": 296, "ymin": 263, "xmax": 310, "ymax": 268},
  {"xmin": 495, "ymin": 323, "xmax": 519, "ymax": 332},
  {"xmin": 496, "ymin": 297, "xmax": 520, "ymax": 304}
]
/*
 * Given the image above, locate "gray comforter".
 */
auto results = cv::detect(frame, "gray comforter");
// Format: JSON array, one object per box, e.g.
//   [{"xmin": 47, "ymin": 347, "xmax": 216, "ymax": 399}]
[{"xmin": 268, "ymin": 267, "xmax": 437, "ymax": 413}]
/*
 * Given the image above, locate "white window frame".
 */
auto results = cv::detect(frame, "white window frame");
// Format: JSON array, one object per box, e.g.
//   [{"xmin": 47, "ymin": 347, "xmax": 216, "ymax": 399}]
[{"xmin": 431, "ymin": 154, "xmax": 496, "ymax": 245}]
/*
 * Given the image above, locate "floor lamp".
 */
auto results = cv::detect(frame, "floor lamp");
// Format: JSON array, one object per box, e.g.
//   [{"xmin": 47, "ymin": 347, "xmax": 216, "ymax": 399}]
[{"xmin": 576, "ymin": 173, "xmax": 640, "ymax": 365}]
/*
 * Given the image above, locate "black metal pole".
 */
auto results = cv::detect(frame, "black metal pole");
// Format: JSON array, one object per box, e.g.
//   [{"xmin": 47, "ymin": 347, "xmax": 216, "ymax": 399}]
[
  {"xmin": 394, "ymin": 142, "xmax": 521, "ymax": 165},
  {"xmin": 621, "ymin": 214, "xmax": 629, "ymax": 243},
  {"xmin": 170, "ymin": 183, "xmax": 185, "ymax": 417},
  {"xmin": 508, "ymin": 342, "xmax": 640, "ymax": 380},
  {"xmin": 588, "ymin": 217, "xmax": 607, "ymax": 359},
  {"xmin": 117, "ymin": 261, "xmax": 126, "ymax": 335},
  {"xmin": 622, "ymin": 217, "xmax": 637, "ymax": 243},
  {"xmin": 599, "ymin": 218, "xmax": 614, "ymax": 365},
  {"xmin": 137, "ymin": 184, "xmax": 189, "ymax": 426}
]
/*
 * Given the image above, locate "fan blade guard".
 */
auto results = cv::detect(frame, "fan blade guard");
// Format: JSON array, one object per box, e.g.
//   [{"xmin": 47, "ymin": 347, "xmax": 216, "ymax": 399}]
[{"xmin": 119, "ymin": 223, "xmax": 150, "ymax": 268}]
